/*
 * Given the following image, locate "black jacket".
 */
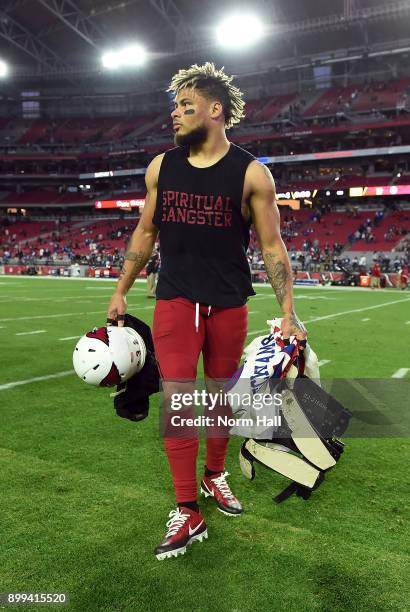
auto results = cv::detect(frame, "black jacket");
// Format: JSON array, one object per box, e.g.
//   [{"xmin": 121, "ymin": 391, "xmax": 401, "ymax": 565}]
[{"xmin": 112, "ymin": 313, "xmax": 159, "ymax": 422}]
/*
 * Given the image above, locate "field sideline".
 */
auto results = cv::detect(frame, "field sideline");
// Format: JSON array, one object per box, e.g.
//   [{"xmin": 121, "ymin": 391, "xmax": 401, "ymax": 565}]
[{"xmin": 0, "ymin": 277, "xmax": 409, "ymax": 611}]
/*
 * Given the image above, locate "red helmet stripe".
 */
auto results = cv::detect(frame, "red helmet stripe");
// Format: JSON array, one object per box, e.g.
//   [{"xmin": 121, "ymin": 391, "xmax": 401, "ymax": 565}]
[
  {"xmin": 86, "ymin": 327, "xmax": 109, "ymax": 346},
  {"xmin": 100, "ymin": 362, "xmax": 121, "ymax": 387}
]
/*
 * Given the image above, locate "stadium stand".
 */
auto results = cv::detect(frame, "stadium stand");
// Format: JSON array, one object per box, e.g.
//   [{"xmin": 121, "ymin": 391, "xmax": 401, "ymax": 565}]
[
  {"xmin": 18, "ymin": 120, "xmax": 51, "ymax": 144},
  {"xmin": 350, "ymin": 210, "xmax": 410, "ymax": 251},
  {"xmin": 1, "ymin": 77, "xmax": 409, "ymax": 150},
  {"xmin": 302, "ymin": 78, "xmax": 410, "ymax": 117},
  {"xmin": 2, "ymin": 206, "xmax": 408, "ymax": 265},
  {"xmin": 0, "ymin": 74, "xmax": 409, "ymax": 284},
  {"xmin": 0, "ymin": 189, "xmax": 90, "ymax": 205},
  {"xmin": 351, "ymin": 78, "xmax": 410, "ymax": 113},
  {"xmin": 250, "ymin": 93, "xmax": 297, "ymax": 122},
  {"xmin": 5, "ymin": 114, "xmax": 165, "ymax": 146},
  {"xmin": 1, "ymin": 190, "xmax": 59, "ymax": 204}
]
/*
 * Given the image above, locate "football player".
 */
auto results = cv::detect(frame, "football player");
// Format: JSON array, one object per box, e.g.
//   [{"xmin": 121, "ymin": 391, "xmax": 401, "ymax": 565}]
[{"xmin": 107, "ymin": 62, "xmax": 306, "ymax": 560}]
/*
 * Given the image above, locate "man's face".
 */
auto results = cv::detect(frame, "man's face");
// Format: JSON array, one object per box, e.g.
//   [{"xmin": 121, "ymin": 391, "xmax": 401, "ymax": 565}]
[{"xmin": 171, "ymin": 88, "xmax": 209, "ymax": 146}]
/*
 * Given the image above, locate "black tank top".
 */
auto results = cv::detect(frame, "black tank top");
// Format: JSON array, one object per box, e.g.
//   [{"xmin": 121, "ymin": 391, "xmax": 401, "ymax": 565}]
[{"xmin": 152, "ymin": 143, "xmax": 256, "ymax": 307}]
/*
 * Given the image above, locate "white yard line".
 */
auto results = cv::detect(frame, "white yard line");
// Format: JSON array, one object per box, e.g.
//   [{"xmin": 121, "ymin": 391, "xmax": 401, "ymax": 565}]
[
  {"xmin": 391, "ymin": 368, "xmax": 409, "ymax": 378},
  {"xmin": 294, "ymin": 296, "xmax": 337, "ymax": 300},
  {"xmin": 247, "ymin": 297, "xmax": 410, "ymax": 337},
  {"xmin": 59, "ymin": 336, "xmax": 81, "ymax": 341},
  {"xmin": 302, "ymin": 297, "xmax": 410, "ymax": 324},
  {"xmin": 0, "ymin": 276, "xmax": 406, "ymax": 293},
  {"xmin": 0, "ymin": 297, "xmax": 66, "ymax": 302},
  {"xmin": 15, "ymin": 330, "xmax": 46, "ymax": 336},
  {"xmin": 0, "ymin": 303, "xmax": 154, "ymax": 323},
  {"xmin": 0, "ymin": 311, "xmax": 103, "ymax": 322},
  {"xmin": 85, "ymin": 286, "xmax": 147, "ymax": 292},
  {"xmin": 361, "ymin": 318, "xmax": 370, "ymax": 322},
  {"xmin": 0, "ymin": 291, "xmax": 148, "ymax": 302},
  {"xmin": 252, "ymin": 284, "xmax": 406, "ymax": 294},
  {"xmin": 347, "ymin": 379, "xmax": 388, "ymax": 411},
  {"xmin": 0, "ymin": 369, "xmax": 74, "ymax": 391},
  {"xmin": 85, "ymin": 287, "xmax": 120, "ymax": 290},
  {"xmin": 0, "ymin": 274, "xmax": 146, "ymax": 285},
  {"xmin": 252, "ymin": 294, "xmax": 337, "ymax": 301},
  {"xmin": 0, "ymin": 298, "xmax": 98, "ymax": 304},
  {"xmin": 318, "ymin": 359, "xmax": 331, "ymax": 367}
]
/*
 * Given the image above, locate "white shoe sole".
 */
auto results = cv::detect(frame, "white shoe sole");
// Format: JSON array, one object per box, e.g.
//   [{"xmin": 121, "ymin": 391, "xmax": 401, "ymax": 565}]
[
  {"xmin": 155, "ymin": 530, "xmax": 208, "ymax": 560},
  {"xmin": 200, "ymin": 487, "xmax": 242, "ymax": 516}
]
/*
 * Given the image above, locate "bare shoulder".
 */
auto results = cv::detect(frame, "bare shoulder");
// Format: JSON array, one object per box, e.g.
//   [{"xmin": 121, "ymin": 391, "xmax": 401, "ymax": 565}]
[
  {"xmin": 245, "ymin": 160, "xmax": 276, "ymax": 190},
  {"xmin": 145, "ymin": 153, "xmax": 165, "ymax": 189}
]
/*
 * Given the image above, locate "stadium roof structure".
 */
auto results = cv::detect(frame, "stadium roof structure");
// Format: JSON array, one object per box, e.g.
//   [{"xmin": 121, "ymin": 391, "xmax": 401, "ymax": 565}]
[{"xmin": 0, "ymin": 0, "xmax": 410, "ymax": 91}]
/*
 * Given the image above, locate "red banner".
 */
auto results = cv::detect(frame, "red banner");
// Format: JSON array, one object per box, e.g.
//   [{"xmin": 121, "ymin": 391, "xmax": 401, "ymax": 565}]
[{"xmin": 95, "ymin": 198, "xmax": 145, "ymax": 209}]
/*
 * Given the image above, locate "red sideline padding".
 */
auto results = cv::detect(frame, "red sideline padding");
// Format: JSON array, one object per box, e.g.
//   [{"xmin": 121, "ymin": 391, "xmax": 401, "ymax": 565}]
[
  {"xmin": 87, "ymin": 267, "xmax": 146, "ymax": 278},
  {"xmin": 0, "ymin": 267, "xmax": 401, "ymax": 287}
]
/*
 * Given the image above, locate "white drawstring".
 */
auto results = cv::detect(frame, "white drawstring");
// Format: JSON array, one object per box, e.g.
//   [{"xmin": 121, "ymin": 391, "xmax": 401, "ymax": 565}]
[{"xmin": 195, "ymin": 303, "xmax": 212, "ymax": 332}]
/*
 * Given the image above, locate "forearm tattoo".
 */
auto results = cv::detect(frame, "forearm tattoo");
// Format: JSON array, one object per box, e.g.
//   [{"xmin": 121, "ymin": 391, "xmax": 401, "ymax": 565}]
[
  {"xmin": 119, "ymin": 250, "xmax": 146, "ymax": 282},
  {"xmin": 287, "ymin": 312, "xmax": 304, "ymax": 330},
  {"xmin": 263, "ymin": 252, "xmax": 290, "ymax": 307}
]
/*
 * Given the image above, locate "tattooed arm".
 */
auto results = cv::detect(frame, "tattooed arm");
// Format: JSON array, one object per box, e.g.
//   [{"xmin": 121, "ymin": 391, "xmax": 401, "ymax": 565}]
[
  {"xmin": 247, "ymin": 161, "xmax": 306, "ymax": 340},
  {"xmin": 107, "ymin": 154, "xmax": 163, "ymax": 325}
]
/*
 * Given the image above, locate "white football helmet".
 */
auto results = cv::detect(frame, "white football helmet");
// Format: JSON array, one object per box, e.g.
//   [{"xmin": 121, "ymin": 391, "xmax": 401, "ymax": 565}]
[{"xmin": 73, "ymin": 326, "xmax": 146, "ymax": 386}]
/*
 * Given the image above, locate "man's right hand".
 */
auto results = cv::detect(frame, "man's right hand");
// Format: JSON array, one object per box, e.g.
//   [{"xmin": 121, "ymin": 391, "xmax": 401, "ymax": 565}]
[{"xmin": 107, "ymin": 291, "xmax": 127, "ymax": 327}]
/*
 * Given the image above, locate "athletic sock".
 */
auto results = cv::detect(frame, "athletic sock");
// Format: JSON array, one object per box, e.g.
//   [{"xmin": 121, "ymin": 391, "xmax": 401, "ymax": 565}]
[
  {"xmin": 205, "ymin": 436, "xmax": 229, "ymax": 474},
  {"xmin": 204, "ymin": 465, "xmax": 222, "ymax": 478},
  {"xmin": 164, "ymin": 436, "xmax": 199, "ymax": 502},
  {"xmin": 178, "ymin": 501, "xmax": 199, "ymax": 513}
]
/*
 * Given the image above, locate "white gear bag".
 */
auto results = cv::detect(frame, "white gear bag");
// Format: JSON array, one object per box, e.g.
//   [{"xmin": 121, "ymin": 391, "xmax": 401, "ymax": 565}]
[{"xmin": 227, "ymin": 318, "xmax": 350, "ymax": 502}]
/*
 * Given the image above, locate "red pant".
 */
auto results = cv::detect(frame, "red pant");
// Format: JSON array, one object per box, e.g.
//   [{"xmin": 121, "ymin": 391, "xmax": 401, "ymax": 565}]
[{"xmin": 153, "ymin": 297, "xmax": 248, "ymax": 503}]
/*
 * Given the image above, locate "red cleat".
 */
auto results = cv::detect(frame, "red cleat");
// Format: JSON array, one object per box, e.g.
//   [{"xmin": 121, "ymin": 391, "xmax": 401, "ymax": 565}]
[
  {"xmin": 201, "ymin": 470, "xmax": 243, "ymax": 516},
  {"xmin": 154, "ymin": 507, "xmax": 208, "ymax": 560}
]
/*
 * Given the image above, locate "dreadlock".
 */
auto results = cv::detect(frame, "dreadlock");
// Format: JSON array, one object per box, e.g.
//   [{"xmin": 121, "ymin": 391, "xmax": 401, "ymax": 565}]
[{"xmin": 167, "ymin": 62, "xmax": 245, "ymax": 129}]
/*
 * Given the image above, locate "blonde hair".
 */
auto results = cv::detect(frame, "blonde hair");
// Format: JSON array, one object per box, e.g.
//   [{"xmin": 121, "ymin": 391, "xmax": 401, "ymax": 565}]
[{"xmin": 167, "ymin": 62, "xmax": 245, "ymax": 129}]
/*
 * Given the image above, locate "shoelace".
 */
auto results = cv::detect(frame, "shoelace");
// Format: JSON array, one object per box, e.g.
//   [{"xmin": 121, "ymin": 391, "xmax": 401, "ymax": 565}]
[
  {"xmin": 211, "ymin": 471, "xmax": 235, "ymax": 500},
  {"xmin": 165, "ymin": 508, "xmax": 190, "ymax": 538}
]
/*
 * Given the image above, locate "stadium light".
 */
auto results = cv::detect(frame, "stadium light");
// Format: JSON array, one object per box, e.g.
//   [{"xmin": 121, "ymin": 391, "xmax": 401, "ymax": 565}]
[
  {"xmin": 102, "ymin": 51, "xmax": 120, "ymax": 69},
  {"xmin": 0, "ymin": 60, "xmax": 9, "ymax": 78},
  {"xmin": 215, "ymin": 14, "xmax": 264, "ymax": 49},
  {"xmin": 102, "ymin": 44, "xmax": 147, "ymax": 70}
]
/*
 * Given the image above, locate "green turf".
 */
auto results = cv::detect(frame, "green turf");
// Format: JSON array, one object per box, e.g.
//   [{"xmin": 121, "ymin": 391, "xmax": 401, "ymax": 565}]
[{"xmin": 0, "ymin": 277, "xmax": 409, "ymax": 611}]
